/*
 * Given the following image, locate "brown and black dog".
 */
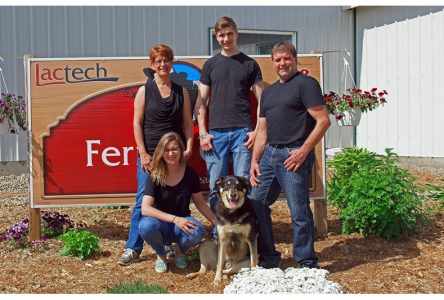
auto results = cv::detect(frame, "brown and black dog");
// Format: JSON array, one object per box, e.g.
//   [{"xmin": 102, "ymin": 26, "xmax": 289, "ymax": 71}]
[{"xmin": 186, "ymin": 176, "xmax": 258, "ymax": 286}]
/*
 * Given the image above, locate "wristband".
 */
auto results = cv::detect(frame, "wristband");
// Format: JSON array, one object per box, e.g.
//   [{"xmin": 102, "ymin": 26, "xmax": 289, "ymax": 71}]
[{"xmin": 171, "ymin": 216, "xmax": 177, "ymax": 223}]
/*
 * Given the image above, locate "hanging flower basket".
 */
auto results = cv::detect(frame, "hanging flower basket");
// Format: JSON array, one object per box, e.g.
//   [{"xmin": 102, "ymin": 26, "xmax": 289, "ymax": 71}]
[
  {"xmin": 324, "ymin": 88, "xmax": 388, "ymax": 127},
  {"xmin": 337, "ymin": 107, "xmax": 362, "ymax": 126},
  {"xmin": 0, "ymin": 93, "xmax": 27, "ymax": 134}
]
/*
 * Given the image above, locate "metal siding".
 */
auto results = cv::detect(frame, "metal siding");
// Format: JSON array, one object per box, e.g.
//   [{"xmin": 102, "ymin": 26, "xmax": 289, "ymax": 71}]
[
  {"xmin": 356, "ymin": 7, "xmax": 444, "ymax": 157},
  {"xmin": 1, "ymin": 6, "xmax": 355, "ymax": 162}
]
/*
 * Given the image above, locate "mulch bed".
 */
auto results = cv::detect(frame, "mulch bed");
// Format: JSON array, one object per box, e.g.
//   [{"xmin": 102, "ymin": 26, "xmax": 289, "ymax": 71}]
[{"xmin": 0, "ymin": 167, "xmax": 443, "ymax": 294}]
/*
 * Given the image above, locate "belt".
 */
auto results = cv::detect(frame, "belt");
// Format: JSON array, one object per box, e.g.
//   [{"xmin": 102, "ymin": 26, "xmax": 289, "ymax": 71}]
[{"xmin": 268, "ymin": 142, "xmax": 301, "ymax": 149}]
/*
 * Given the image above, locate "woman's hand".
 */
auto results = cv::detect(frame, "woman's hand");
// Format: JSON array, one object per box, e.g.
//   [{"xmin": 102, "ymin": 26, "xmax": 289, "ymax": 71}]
[
  {"xmin": 173, "ymin": 216, "xmax": 198, "ymax": 235},
  {"xmin": 141, "ymin": 153, "xmax": 152, "ymax": 172}
]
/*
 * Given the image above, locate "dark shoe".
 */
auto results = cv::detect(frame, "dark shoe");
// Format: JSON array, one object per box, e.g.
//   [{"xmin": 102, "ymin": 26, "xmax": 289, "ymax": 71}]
[
  {"xmin": 297, "ymin": 262, "xmax": 320, "ymax": 269},
  {"xmin": 258, "ymin": 259, "xmax": 281, "ymax": 269},
  {"xmin": 117, "ymin": 248, "xmax": 140, "ymax": 266}
]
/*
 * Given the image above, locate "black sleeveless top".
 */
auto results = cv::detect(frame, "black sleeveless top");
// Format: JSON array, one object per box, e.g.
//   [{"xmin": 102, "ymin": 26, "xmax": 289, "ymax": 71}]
[{"xmin": 143, "ymin": 79, "xmax": 186, "ymax": 155}]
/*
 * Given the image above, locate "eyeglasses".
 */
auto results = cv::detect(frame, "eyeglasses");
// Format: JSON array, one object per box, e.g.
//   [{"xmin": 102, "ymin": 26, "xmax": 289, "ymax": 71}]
[
  {"xmin": 164, "ymin": 147, "xmax": 180, "ymax": 153},
  {"xmin": 153, "ymin": 58, "xmax": 172, "ymax": 66}
]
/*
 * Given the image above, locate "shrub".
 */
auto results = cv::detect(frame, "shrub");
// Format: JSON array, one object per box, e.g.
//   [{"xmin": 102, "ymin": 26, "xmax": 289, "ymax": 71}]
[
  {"xmin": 58, "ymin": 230, "xmax": 100, "ymax": 260},
  {"xmin": 328, "ymin": 147, "xmax": 429, "ymax": 239},
  {"xmin": 107, "ymin": 281, "xmax": 168, "ymax": 294}
]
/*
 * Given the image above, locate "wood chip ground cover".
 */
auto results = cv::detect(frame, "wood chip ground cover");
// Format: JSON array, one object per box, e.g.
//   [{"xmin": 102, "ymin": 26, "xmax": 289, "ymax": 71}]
[{"xmin": 0, "ymin": 166, "xmax": 443, "ymax": 294}]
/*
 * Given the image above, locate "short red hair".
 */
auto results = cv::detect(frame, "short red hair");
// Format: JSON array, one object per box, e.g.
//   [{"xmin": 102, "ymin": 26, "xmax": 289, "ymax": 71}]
[{"xmin": 149, "ymin": 44, "xmax": 174, "ymax": 64}]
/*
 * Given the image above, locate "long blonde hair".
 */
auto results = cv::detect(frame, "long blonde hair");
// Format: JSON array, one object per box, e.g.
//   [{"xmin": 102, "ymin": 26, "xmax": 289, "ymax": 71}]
[{"xmin": 149, "ymin": 132, "xmax": 185, "ymax": 186}]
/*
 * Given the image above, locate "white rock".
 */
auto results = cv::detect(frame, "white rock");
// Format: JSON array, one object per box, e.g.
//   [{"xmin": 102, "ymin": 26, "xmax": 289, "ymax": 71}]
[{"xmin": 223, "ymin": 267, "xmax": 343, "ymax": 294}]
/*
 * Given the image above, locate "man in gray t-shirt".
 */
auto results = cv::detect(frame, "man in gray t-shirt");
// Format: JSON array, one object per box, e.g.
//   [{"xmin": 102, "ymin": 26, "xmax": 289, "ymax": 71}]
[{"xmin": 194, "ymin": 16, "xmax": 264, "ymax": 239}]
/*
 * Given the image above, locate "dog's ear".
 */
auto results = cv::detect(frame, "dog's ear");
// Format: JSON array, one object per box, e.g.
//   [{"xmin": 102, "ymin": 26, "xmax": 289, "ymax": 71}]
[
  {"xmin": 236, "ymin": 176, "xmax": 251, "ymax": 193},
  {"xmin": 215, "ymin": 177, "xmax": 225, "ymax": 190}
]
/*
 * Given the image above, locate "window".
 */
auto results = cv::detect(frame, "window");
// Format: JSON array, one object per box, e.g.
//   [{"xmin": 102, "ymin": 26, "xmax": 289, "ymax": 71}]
[{"xmin": 209, "ymin": 29, "xmax": 297, "ymax": 55}]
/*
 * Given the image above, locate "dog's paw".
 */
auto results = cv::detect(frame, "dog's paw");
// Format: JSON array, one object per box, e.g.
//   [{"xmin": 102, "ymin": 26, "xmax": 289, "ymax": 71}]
[
  {"xmin": 185, "ymin": 273, "xmax": 197, "ymax": 279},
  {"xmin": 212, "ymin": 278, "xmax": 222, "ymax": 287}
]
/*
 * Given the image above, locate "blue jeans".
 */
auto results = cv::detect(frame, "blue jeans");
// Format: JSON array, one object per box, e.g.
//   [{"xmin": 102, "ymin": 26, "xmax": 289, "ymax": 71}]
[
  {"xmin": 125, "ymin": 156, "xmax": 149, "ymax": 254},
  {"xmin": 204, "ymin": 127, "xmax": 252, "ymax": 237},
  {"xmin": 205, "ymin": 127, "xmax": 251, "ymax": 209},
  {"xmin": 138, "ymin": 216, "xmax": 205, "ymax": 256},
  {"xmin": 250, "ymin": 145, "xmax": 318, "ymax": 268}
]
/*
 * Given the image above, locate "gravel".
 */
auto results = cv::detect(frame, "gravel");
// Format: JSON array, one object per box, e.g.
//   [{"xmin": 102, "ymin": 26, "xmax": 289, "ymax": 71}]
[
  {"xmin": 223, "ymin": 267, "xmax": 343, "ymax": 294},
  {"xmin": 0, "ymin": 173, "xmax": 29, "ymax": 207}
]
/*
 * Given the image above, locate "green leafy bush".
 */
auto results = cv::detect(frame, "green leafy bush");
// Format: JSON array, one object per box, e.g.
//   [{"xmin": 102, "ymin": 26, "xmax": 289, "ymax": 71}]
[
  {"xmin": 328, "ymin": 147, "xmax": 429, "ymax": 239},
  {"xmin": 107, "ymin": 281, "xmax": 168, "ymax": 294},
  {"xmin": 58, "ymin": 230, "xmax": 100, "ymax": 260}
]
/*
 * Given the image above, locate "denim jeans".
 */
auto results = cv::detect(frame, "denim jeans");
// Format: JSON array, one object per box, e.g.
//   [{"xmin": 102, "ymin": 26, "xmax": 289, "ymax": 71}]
[
  {"xmin": 125, "ymin": 156, "xmax": 149, "ymax": 254},
  {"xmin": 250, "ymin": 145, "xmax": 318, "ymax": 268},
  {"xmin": 204, "ymin": 127, "xmax": 252, "ymax": 238},
  {"xmin": 204, "ymin": 127, "xmax": 252, "ymax": 211},
  {"xmin": 138, "ymin": 216, "xmax": 205, "ymax": 256}
]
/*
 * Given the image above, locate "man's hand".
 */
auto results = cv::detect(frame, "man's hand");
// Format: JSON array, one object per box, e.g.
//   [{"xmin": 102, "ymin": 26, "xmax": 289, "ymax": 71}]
[
  {"xmin": 249, "ymin": 160, "xmax": 262, "ymax": 187},
  {"xmin": 244, "ymin": 131, "xmax": 257, "ymax": 149},
  {"xmin": 284, "ymin": 148, "xmax": 309, "ymax": 172},
  {"xmin": 199, "ymin": 133, "xmax": 214, "ymax": 151}
]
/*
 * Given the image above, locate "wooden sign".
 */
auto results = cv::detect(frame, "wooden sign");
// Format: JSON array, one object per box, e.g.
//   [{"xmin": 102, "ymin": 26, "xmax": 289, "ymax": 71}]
[{"xmin": 27, "ymin": 55, "xmax": 325, "ymax": 207}]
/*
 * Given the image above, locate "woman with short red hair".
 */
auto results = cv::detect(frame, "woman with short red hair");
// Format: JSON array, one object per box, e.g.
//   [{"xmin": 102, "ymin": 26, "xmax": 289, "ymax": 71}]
[{"xmin": 118, "ymin": 44, "xmax": 194, "ymax": 266}]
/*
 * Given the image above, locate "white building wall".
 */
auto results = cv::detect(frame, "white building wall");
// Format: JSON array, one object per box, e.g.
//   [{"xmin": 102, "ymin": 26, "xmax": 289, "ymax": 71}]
[{"xmin": 356, "ymin": 6, "xmax": 444, "ymax": 157}]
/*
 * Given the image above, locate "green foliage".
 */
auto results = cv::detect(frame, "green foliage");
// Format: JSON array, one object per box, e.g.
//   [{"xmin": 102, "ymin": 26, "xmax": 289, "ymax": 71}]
[
  {"xmin": 107, "ymin": 281, "xmax": 168, "ymax": 294},
  {"xmin": 328, "ymin": 147, "xmax": 429, "ymax": 239},
  {"xmin": 186, "ymin": 247, "xmax": 200, "ymax": 261},
  {"xmin": 426, "ymin": 180, "xmax": 444, "ymax": 208},
  {"xmin": 58, "ymin": 230, "xmax": 100, "ymax": 260}
]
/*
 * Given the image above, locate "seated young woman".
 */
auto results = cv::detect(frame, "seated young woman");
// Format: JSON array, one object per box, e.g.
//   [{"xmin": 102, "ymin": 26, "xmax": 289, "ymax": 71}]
[{"xmin": 139, "ymin": 131, "xmax": 216, "ymax": 273}]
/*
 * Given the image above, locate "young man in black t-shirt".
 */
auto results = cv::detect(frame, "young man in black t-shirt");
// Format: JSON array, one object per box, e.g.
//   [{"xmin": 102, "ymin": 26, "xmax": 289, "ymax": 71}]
[
  {"xmin": 249, "ymin": 41, "xmax": 331, "ymax": 269},
  {"xmin": 195, "ymin": 17, "xmax": 263, "ymax": 238}
]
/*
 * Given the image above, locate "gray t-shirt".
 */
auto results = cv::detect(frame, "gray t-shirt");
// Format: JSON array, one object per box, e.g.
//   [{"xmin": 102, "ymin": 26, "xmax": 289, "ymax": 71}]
[{"xmin": 200, "ymin": 52, "xmax": 262, "ymax": 130}]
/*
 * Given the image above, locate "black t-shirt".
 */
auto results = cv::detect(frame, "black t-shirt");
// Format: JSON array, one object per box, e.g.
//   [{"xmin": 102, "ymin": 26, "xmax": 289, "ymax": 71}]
[
  {"xmin": 144, "ymin": 166, "xmax": 201, "ymax": 217},
  {"xmin": 143, "ymin": 80, "xmax": 186, "ymax": 155},
  {"xmin": 200, "ymin": 52, "xmax": 262, "ymax": 130},
  {"xmin": 259, "ymin": 72, "xmax": 325, "ymax": 145}
]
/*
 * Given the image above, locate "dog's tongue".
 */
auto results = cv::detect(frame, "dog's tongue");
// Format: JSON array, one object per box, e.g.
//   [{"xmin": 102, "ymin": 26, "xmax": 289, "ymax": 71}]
[{"xmin": 228, "ymin": 200, "xmax": 237, "ymax": 208}]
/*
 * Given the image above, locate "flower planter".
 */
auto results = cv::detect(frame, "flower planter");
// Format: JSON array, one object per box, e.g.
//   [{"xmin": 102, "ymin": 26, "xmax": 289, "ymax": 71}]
[{"xmin": 337, "ymin": 107, "xmax": 362, "ymax": 126}]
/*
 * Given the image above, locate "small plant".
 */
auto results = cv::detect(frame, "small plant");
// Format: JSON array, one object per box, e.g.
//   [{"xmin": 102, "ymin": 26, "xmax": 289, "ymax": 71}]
[
  {"xmin": 41, "ymin": 210, "xmax": 75, "ymax": 238},
  {"xmin": 324, "ymin": 87, "xmax": 387, "ymax": 120},
  {"xmin": 0, "ymin": 92, "xmax": 27, "ymax": 133},
  {"xmin": 2, "ymin": 219, "xmax": 49, "ymax": 251},
  {"xmin": 427, "ymin": 180, "xmax": 444, "ymax": 208},
  {"xmin": 58, "ymin": 230, "xmax": 100, "ymax": 260},
  {"xmin": 186, "ymin": 247, "xmax": 200, "ymax": 261},
  {"xmin": 328, "ymin": 147, "xmax": 429, "ymax": 239},
  {"xmin": 107, "ymin": 281, "xmax": 168, "ymax": 294}
]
